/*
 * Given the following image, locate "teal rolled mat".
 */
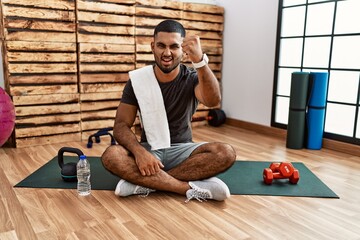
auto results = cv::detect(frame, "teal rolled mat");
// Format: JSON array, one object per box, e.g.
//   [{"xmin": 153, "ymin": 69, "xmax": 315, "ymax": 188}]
[
  {"xmin": 286, "ymin": 72, "xmax": 310, "ymax": 149},
  {"xmin": 307, "ymin": 72, "xmax": 329, "ymax": 150}
]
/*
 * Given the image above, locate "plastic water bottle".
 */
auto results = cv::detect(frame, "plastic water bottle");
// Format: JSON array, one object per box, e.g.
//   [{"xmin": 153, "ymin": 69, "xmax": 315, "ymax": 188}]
[{"xmin": 77, "ymin": 155, "xmax": 91, "ymax": 196}]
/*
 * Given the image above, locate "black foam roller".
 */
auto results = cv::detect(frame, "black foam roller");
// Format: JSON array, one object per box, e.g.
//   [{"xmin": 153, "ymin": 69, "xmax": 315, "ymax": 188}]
[{"xmin": 286, "ymin": 72, "xmax": 310, "ymax": 149}]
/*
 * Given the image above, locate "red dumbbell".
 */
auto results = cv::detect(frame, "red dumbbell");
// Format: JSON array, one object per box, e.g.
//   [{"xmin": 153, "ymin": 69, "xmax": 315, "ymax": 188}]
[
  {"xmin": 269, "ymin": 162, "xmax": 294, "ymax": 177},
  {"xmin": 263, "ymin": 162, "xmax": 300, "ymax": 184}
]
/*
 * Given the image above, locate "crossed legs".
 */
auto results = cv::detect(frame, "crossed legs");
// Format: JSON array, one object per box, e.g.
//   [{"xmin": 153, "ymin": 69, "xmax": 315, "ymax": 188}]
[{"xmin": 101, "ymin": 142, "xmax": 236, "ymax": 195}]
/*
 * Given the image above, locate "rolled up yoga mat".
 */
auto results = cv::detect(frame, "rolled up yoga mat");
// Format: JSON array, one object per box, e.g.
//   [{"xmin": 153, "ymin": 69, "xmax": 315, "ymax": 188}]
[
  {"xmin": 286, "ymin": 72, "xmax": 310, "ymax": 149},
  {"xmin": 306, "ymin": 72, "xmax": 329, "ymax": 150}
]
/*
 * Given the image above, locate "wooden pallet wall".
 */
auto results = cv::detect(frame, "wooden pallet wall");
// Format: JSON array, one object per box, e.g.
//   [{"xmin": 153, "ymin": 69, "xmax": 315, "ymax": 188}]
[
  {"xmin": 0, "ymin": 0, "xmax": 224, "ymax": 147},
  {"xmin": 77, "ymin": 0, "xmax": 136, "ymax": 140},
  {"xmin": 182, "ymin": 2, "xmax": 224, "ymax": 124},
  {"xmin": 1, "ymin": 0, "xmax": 81, "ymax": 147}
]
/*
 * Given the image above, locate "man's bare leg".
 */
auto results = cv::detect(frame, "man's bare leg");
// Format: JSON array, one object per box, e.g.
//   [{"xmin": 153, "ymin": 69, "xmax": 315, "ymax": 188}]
[
  {"xmin": 167, "ymin": 142, "xmax": 236, "ymax": 181},
  {"xmin": 101, "ymin": 145, "xmax": 189, "ymax": 195},
  {"xmin": 102, "ymin": 142, "xmax": 235, "ymax": 194}
]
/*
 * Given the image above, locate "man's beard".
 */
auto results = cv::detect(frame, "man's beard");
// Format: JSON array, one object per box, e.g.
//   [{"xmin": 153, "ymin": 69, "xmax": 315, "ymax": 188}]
[{"xmin": 155, "ymin": 59, "xmax": 180, "ymax": 74}]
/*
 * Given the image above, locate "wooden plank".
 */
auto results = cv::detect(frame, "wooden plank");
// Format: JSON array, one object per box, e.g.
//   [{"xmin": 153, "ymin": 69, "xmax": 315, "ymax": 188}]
[
  {"xmin": 209, "ymin": 55, "xmax": 222, "ymax": 63},
  {"xmin": 2, "ymin": 0, "xmax": 75, "ymax": 10},
  {"xmin": 79, "ymin": 73, "xmax": 128, "ymax": 83},
  {"xmin": 78, "ymin": 24, "xmax": 134, "ymax": 35},
  {"xmin": 202, "ymin": 46, "xmax": 222, "ymax": 55},
  {"xmin": 98, "ymin": 0, "xmax": 134, "ymax": 4},
  {"xmin": 10, "ymin": 85, "xmax": 78, "ymax": 96},
  {"xmin": 12, "ymin": 93, "xmax": 79, "ymax": 106},
  {"xmin": 77, "ymin": 0, "xmax": 135, "ymax": 15},
  {"xmin": 8, "ymin": 63, "xmax": 77, "ymax": 74},
  {"xmin": 5, "ymin": 31, "xmax": 76, "ymax": 42},
  {"xmin": 136, "ymin": 44, "xmax": 151, "ymax": 52},
  {"xmin": 136, "ymin": 0, "xmax": 182, "ymax": 10},
  {"xmin": 16, "ymin": 123, "xmax": 80, "ymax": 138},
  {"xmin": 182, "ymin": 20, "xmax": 223, "ymax": 31},
  {"xmin": 6, "ymin": 41, "xmax": 76, "ymax": 52},
  {"xmin": 136, "ymin": 53, "xmax": 153, "ymax": 62},
  {"xmin": 16, "ymin": 132, "xmax": 81, "ymax": 148},
  {"xmin": 15, "ymin": 113, "xmax": 81, "ymax": 125},
  {"xmin": 135, "ymin": 27, "xmax": 153, "ymax": 36},
  {"xmin": 201, "ymin": 39, "xmax": 223, "ymax": 48},
  {"xmin": 135, "ymin": 36, "xmax": 151, "ymax": 45},
  {"xmin": 4, "ymin": 19, "xmax": 75, "ymax": 32},
  {"xmin": 79, "ymin": 43, "xmax": 135, "ymax": 53},
  {"xmin": 80, "ymin": 53, "xmax": 134, "ymax": 63},
  {"xmin": 78, "ymin": 11, "xmax": 135, "ymax": 25},
  {"xmin": 81, "ymin": 110, "xmax": 117, "ymax": 120},
  {"xmin": 2, "ymin": 5, "xmax": 75, "ymax": 21},
  {"xmin": 81, "ymin": 100, "xmax": 119, "ymax": 111},
  {"xmin": 7, "ymin": 52, "xmax": 76, "ymax": 62},
  {"xmin": 182, "ymin": 11, "xmax": 224, "ymax": 23},
  {"xmin": 135, "ymin": 17, "xmax": 167, "ymax": 27},
  {"xmin": 15, "ymin": 103, "xmax": 80, "ymax": 116},
  {"xmin": 80, "ymin": 92, "xmax": 122, "ymax": 101},
  {"xmin": 208, "ymin": 63, "xmax": 222, "ymax": 71},
  {"xmin": 8, "ymin": 75, "xmax": 77, "ymax": 85},
  {"xmin": 79, "ymin": 63, "xmax": 134, "ymax": 72},
  {"xmin": 81, "ymin": 83, "xmax": 126, "ymax": 93},
  {"xmin": 77, "ymin": 34, "xmax": 134, "ymax": 44},
  {"xmin": 183, "ymin": 2, "xmax": 224, "ymax": 14},
  {"xmin": 135, "ymin": 7, "xmax": 181, "ymax": 19},
  {"xmin": 81, "ymin": 119, "xmax": 115, "ymax": 131},
  {"xmin": 186, "ymin": 29, "xmax": 222, "ymax": 40}
]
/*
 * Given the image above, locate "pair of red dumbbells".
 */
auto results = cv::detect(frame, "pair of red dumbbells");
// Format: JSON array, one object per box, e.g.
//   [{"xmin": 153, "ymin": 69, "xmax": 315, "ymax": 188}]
[{"xmin": 263, "ymin": 162, "xmax": 300, "ymax": 184}]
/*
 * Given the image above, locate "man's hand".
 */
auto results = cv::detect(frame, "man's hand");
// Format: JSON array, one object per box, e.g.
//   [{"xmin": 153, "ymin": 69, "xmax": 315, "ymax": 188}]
[
  {"xmin": 181, "ymin": 35, "xmax": 203, "ymax": 63},
  {"xmin": 135, "ymin": 150, "xmax": 164, "ymax": 176}
]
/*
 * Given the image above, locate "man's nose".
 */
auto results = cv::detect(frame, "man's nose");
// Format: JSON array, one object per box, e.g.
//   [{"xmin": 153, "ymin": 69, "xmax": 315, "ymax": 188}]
[{"xmin": 163, "ymin": 47, "xmax": 171, "ymax": 56}]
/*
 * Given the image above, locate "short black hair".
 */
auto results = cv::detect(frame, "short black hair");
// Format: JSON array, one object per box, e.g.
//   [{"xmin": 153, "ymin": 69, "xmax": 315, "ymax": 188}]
[{"xmin": 154, "ymin": 20, "xmax": 186, "ymax": 37}]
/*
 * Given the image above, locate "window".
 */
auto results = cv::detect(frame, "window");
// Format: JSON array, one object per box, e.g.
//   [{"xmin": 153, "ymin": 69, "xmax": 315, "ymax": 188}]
[{"xmin": 272, "ymin": 0, "xmax": 360, "ymax": 144}]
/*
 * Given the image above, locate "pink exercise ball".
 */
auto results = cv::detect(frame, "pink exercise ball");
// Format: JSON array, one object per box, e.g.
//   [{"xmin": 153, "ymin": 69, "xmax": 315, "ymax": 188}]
[{"xmin": 0, "ymin": 87, "xmax": 15, "ymax": 147}]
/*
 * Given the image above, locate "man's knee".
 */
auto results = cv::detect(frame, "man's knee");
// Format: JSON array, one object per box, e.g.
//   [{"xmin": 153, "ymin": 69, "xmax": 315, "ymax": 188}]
[
  {"xmin": 101, "ymin": 145, "xmax": 128, "ymax": 170},
  {"xmin": 192, "ymin": 142, "xmax": 236, "ymax": 167},
  {"xmin": 218, "ymin": 143, "xmax": 236, "ymax": 166}
]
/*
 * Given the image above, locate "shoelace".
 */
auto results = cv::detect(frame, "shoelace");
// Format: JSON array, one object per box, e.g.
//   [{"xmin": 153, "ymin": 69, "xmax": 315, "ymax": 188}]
[
  {"xmin": 135, "ymin": 186, "xmax": 153, "ymax": 197},
  {"xmin": 185, "ymin": 188, "xmax": 210, "ymax": 203}
]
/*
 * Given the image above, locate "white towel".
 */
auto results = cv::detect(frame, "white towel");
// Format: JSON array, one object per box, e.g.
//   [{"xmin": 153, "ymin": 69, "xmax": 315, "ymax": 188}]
[{"xmin": 129, "ymin": 65, "xmax": 171, "ymax": 150}]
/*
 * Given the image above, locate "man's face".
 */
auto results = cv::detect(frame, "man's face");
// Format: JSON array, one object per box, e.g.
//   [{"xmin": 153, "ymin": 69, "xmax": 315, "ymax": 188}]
[{"xmin": 151, "ymin": 32, "xmax": 183, "ymax": 74}]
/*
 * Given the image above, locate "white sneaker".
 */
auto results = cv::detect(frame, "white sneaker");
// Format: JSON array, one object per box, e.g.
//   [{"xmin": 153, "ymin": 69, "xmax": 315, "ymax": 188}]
[
  {"xmin": 115, "ymin": 179, "xmax": 155, "ymax": 197},
  {"xmin": 186, "ymin": 177, "xmax": 230, "ymax": 202}
]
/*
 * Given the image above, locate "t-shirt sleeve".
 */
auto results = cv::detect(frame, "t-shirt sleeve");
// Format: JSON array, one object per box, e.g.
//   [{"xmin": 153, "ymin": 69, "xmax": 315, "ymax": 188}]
[{"xmin": 121, "ymin": 79, "xmax": 139, "ymax": 107}]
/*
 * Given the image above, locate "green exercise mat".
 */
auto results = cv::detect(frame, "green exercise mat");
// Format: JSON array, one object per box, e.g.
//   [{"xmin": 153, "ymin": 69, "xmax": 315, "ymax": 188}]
[{"xmin": 15, "ymin": 157, "xmax": 339, "ymax": 198}]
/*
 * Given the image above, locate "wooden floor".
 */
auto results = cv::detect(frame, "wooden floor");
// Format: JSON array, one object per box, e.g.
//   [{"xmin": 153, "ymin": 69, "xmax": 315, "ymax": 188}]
[{"xmin": 1, "ymin": 125, "xmax": 360, "ymax": 240}]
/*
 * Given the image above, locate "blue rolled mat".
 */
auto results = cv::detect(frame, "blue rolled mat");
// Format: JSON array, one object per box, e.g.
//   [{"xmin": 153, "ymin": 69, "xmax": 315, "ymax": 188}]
[
  {"xmin": 306, "ymin": 72, "xmax": 329, "ymax": 150},
  {"xmin": 286, "ymin": 72, "xmax": 310, "ymax": 149},
  {"xmin": 307, "ymin": 108, "xmax": 326, "ymax": 149}
]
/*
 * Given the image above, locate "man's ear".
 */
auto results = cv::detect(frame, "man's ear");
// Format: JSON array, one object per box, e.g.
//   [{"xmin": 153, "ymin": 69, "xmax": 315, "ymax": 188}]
[{"xmin": 151, "ymin": 42, "xmax": 154, "ymax": 52}]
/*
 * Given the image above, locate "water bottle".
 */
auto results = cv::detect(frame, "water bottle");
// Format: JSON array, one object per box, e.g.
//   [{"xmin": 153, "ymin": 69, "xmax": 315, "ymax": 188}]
[{"xmin": 77, "ymin": 155, "xmax": 91, "ymax": 196}]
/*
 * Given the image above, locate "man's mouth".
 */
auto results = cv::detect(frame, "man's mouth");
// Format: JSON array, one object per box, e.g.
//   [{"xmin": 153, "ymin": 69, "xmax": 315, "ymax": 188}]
[{"xmin": 161, "ymin": 57, "xmax": 173, "ymax": 65}]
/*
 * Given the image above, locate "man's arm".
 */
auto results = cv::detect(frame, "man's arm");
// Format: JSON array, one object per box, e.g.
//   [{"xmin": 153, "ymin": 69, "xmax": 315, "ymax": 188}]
[
  {"xmin": 113, "ymin": 103, "xmax": 164, "ymax": 176},
  {"xmin": 182, "ymin": 35, "xmax": 221, "ymax": 107}
]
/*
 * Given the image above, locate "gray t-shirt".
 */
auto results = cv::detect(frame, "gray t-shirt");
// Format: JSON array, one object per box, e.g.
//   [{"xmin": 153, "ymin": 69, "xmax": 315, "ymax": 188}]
[{"xmin": 121, "ymin": 64, "xmax": 199, "ymax": 143}]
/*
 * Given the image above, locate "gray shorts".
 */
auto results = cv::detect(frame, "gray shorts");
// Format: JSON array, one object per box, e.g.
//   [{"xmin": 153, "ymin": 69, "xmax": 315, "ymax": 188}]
[{"xmin": 140, "ymin": 142, "xmax": 206, "ymax": 171}]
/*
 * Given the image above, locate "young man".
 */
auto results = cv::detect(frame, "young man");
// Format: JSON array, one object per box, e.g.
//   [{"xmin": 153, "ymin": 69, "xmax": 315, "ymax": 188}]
[{"xmin": 101, "ymin": 20, "xmax": 236, "ymax": 202}]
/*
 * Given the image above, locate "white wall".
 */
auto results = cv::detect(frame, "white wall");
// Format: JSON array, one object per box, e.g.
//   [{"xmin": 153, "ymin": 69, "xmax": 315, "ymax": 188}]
[{"xmin": 217, "ymin": 0, "xmax": 279, "ymax": 126}]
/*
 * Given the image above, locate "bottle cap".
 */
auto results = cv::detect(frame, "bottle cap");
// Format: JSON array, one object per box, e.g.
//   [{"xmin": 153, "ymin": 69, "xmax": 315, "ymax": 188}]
[{"xmin": 80, "ymin": 155, "xmax": 86, "ymax": 160}]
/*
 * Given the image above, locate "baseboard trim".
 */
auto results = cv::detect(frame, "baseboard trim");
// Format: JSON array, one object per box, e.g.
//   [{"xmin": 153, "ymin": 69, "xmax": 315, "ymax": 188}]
[{"xmin": 226, "ymin": 118, "xmax": 360, "ymax": 157}]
